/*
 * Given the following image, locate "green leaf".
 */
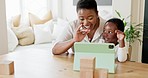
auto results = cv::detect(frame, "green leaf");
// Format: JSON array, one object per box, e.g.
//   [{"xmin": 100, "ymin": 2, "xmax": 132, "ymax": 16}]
[{"xmin": 115, "ymin": 10, "xmax": 121, "ymax": 18}]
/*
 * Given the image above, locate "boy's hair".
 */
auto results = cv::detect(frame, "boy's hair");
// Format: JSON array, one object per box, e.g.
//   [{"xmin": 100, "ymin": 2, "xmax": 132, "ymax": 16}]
[
  {"xmin": 76, "ymin": 0, "xmax": 98, "ymax": 13},
  {"xmin": 106, "ymin": 18, "xmax": 125, "ymax": 32}
]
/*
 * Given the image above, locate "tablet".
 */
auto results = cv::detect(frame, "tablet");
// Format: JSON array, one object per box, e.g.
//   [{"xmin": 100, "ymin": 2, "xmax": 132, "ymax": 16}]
[{"xmin": 73, "ymin": 42, "xmax": 116, "ymax": 73}]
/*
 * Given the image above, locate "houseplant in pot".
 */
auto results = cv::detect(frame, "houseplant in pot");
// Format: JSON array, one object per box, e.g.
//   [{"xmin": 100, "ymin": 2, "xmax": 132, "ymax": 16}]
[{"xmin": 115, "ymin": 10, "xmax": 143, "ymax": 60}]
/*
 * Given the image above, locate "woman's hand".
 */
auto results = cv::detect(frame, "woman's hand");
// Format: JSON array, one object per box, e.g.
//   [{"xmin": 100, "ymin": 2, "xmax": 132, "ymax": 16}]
[{"xmin": 73, "ymin": 24, "xmax": 90, "ymax": 42}]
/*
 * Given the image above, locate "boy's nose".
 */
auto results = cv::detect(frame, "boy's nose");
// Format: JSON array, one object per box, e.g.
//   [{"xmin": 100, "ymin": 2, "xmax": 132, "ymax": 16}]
[{"xmin": 103, "ymin": 33, "xmax": 108, "ymax": 37}]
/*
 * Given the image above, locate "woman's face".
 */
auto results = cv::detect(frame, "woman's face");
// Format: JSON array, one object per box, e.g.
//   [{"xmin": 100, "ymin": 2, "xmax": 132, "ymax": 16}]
[
  {"xmin": 77, "ymin": 9, "xmax": 98, "ymax": 30},
  {"xmin": 103, "ymin": 22, "xmax": 118, "ymax": 44}
]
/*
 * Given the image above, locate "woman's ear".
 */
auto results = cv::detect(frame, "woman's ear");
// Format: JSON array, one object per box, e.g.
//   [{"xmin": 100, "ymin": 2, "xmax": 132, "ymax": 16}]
[{"xmin": 97, "ymin": 11, "xmax": 99, "ymax": 17}]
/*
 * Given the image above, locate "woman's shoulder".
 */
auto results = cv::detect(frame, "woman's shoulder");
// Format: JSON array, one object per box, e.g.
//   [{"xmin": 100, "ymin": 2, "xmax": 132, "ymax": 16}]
[{"xmin": 68, "ymin": 20, "xmax": 80, "ymax": 28}]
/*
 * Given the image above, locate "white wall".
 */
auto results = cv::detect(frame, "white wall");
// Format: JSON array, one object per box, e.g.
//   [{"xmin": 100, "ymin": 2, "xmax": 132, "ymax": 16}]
[
  {"xmin": 0, "ymin": 0, "xmax": 8, "ymax": 55},
  {"xmin": 62, "ymin": 0, "xmax": 77, "ymax": 21},
  {"xmin": 130, "ymin": 0, "xmax": 145, "ymax": 62},
  {"xmin": 112, "ymin": 0, "xmax": 131, "ymax": 21}
]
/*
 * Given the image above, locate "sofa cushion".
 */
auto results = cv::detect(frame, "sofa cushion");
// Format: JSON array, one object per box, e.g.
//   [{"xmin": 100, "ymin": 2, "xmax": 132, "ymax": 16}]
[
  {"xmin": 52, "ymin": 18, "xmax": 68, "ymax": 39},
  {"xmin": 33, "ymin": 23, "xmax": 52, "ymax": 44},
  {"xmin": 12, "ymin": 27, "xmax": 34, "ymax": 46},
  {"xmin": 7, "ymin": 26, "xmax": 18, "ymax": 51},
  {"xmin": 29, "ymin": 10, "xmax": 53, "ymax": 26},
  {"xmin": 12, "ymin": 14, "xmax": 21, "ymax": 27}
]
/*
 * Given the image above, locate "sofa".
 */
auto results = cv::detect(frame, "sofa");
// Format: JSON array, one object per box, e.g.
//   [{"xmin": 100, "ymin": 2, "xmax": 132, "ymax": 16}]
[{"xmin": 7, "ymin": 10, "xmax": 69, "ymax": 53}]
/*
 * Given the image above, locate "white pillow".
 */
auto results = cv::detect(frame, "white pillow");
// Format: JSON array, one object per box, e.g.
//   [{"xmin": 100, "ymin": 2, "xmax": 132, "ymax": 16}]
[
  {"xmin": 52, "ymin": 18, "xmax": 68, "ymax": 39},
  {"xmin": 33, "ymin": 24, "xmax": 52, "ymax": 44},
  {"xmin": 7, "ymin": 27, "xmax": 18, "ymax": 51},
  {"xmin": 44, "ymin": 20, "xmax": 54, "ymax": 34},
  {"xmin": 12, "ymin": 27, "xmax": 35, "ymax": 46}
]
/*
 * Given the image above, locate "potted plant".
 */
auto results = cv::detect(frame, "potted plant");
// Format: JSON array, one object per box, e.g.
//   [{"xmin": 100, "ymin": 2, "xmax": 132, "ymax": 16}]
[{"xmin": 115, "ymin": 10, "xmax": 143, "ymax": 60}]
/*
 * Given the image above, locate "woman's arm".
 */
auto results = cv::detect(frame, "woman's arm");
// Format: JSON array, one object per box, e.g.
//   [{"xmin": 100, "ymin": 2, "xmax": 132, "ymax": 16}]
[
  {"xmin": 52, "ymin": 39, "xmax": 75, "ymax": 55},
  {"xmin": 52, "ymin": 21, "xmax": 90, "ymax": 55}
]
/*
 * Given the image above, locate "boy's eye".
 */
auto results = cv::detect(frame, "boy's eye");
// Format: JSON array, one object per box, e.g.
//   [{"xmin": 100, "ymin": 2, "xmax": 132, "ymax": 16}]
[
  {"xmin": 103, "ymin": 30, "xmax": 107, "ymax": 33},
  {"xmin": 108, "ymin": 31, "xmax": 113, "ymax": 34},
  {"xmin": 103, "ymin": 30, "xmax": 114, "ymax": 34}
]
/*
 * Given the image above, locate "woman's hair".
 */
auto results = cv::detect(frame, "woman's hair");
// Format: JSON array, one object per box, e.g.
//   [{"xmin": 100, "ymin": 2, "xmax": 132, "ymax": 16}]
[
  {"xmin": 76, "ymin": 0, "xmax": 98, "ymax": 13},
  {"xmin": 105, "ymin": 18, "xmax": 125, "ymax": 32}
]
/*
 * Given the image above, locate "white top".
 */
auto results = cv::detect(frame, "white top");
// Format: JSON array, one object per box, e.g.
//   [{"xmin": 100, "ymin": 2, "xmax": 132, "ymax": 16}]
[
  {"xmin": 116, "ymin": 45, "xmax": 128, "ymax": 62},
  {"xmin": 99, "ymin": 39, "xmax": 128, "ymax": 62},
  {"xmin": 54, "ymin": 17, "xmax": 127, "ymax": 62},
  {"xmin": 55, "ymin": 17, "xmax": 105, "ymax": 43}
]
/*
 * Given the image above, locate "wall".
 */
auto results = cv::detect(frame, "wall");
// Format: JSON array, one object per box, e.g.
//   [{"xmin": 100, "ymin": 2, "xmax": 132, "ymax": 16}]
[
  {"xmin": 131, "ymin": 0, "xmax": 145, "ymax": 62},
  {"xmin": 0, "ymin": 0, "xmax": 8, "ymax": 55},
  {"xmin": 112, "ymin": 0, "xmax": 131, "ymax": 21}
]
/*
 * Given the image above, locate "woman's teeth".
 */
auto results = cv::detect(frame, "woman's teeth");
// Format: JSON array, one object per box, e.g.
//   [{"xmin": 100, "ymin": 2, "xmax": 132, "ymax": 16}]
[{"xmin": 84, "ymin": 26, "xmax": 90, "ymax": 29}]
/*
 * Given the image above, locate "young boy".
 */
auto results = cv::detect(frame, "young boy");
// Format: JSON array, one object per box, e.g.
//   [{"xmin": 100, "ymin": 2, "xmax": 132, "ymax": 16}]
[{"xmin": 102, "ymin": 18, "xmax": 128, "ymax": 62}]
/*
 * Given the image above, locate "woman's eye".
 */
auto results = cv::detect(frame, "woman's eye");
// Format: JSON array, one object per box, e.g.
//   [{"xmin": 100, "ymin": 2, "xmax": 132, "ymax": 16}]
[
  {"xmin": 79, "ymin": 18, "xmax": 84, "ymax": 21},
  {"xmin": 88, "ymin": 17, "xmax": 93, "ymax": 20},
  {"xmin": 80, "ymin": 18, "xmax": 84, "ymax": 20}
]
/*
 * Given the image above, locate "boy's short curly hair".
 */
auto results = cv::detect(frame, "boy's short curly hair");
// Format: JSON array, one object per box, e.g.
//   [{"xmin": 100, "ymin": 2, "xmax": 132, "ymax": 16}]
[{"xmin": 105, "ymin": 18, "xmax": 125, "ymax": 32}]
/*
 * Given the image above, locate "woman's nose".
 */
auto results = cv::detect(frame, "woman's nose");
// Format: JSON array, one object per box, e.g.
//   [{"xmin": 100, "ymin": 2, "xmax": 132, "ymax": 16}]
[{"xmin": 83, "ymin": 20, "xmax": 90, "ymax": 26}]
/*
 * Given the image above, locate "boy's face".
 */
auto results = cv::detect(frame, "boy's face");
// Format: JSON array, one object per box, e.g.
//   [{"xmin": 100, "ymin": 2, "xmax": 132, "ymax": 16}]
[
  {"xmin": 103, "ymin": 22, "xmax": 118, "ymax": 44},
  {"xmin": 77, "ymin": 9, "xmax": 98, "ymax": 30}
]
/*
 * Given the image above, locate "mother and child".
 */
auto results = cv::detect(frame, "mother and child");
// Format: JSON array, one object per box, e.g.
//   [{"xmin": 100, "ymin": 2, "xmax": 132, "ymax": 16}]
[{"xmin": 52, "ymin": 0, "xmax": 128, "ymax": 62}]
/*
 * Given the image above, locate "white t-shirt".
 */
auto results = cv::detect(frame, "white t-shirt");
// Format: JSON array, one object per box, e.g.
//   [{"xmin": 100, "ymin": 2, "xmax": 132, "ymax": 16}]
[{"xmin": 116, "ymin": 44, "xmax": 128, "ymax": 62}]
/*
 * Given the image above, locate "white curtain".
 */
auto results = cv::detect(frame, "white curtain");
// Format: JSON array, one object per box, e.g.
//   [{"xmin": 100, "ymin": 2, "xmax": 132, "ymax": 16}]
[
  {"xmin": 5, "ymin": 0, "xmax": 49, "ymax": 26},
  {"xmin": 5, "ymin": 0, "xmax": 20, "ymax": 20}
]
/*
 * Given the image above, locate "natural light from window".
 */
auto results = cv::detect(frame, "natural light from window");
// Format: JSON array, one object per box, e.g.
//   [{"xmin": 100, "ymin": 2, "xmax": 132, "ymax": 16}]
[{"xmin": 5, "ymin": 0, "xmax": 48, "ymax": 22}]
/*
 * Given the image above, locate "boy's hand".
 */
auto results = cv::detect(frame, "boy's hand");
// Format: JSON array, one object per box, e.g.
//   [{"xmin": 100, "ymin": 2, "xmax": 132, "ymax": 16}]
[{"xmin": 115, "ymin": 30, "xmax": 125, "ymax": 41}]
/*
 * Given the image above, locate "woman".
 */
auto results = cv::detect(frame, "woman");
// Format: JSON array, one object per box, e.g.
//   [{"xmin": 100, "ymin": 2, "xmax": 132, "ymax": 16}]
[
  {"xmin": 102, "ymin": 18, "xmax": 128, "ymax": 62},
  {"xmin": 52, "ymin": 0, "xmax": 105, "ymax": 55}
]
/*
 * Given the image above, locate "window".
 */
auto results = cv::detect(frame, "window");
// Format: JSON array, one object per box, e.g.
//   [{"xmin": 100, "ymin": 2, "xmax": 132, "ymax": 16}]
[
  {"xmin": 23, "ymin": 0, "xmax": 48, "ymax": 18},
  {"xmin": 5, "ymin": 0, "xmax": 48, "ymax": 24},
  {"xmin": 5, "ymin": 0, "xmax": 20, "ymax": 19}
]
